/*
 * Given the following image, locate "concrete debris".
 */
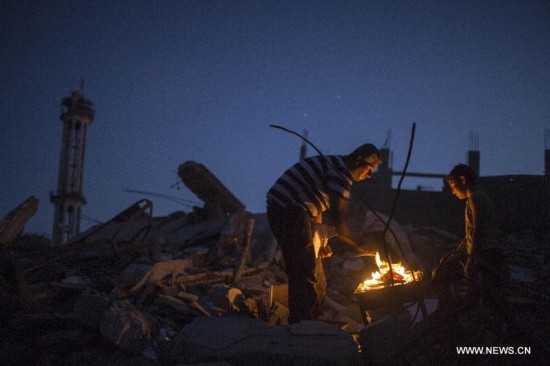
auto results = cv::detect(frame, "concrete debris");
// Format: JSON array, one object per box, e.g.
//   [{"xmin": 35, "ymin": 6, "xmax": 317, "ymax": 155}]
[
  {"xmin": 0, "ymin": 196, "xmax": 39, "ymax": 307},
  {"xmin": 0, "ymin": 195, "xmax": 38, "ymax": 249},
  {"xmin": 178, "ymin": 161, "xmax": 245, "ymax": 220},
  {"xmin": 1, "ymin": 174, "xmax": 549, "ymax": 365},
  {"xmin": 117, "ymin": 258, "xmax": 195, "ymax": 298},
  {"xmin": 168, "ymin": 317, "xmax": 363, "ymax": 365},
  {"xmin": 99, "ymin": 300, "xmax": 158, "ymax": 354}
]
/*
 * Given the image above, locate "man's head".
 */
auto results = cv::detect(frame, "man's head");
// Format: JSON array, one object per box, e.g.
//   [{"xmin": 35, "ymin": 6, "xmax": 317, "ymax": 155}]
[
  {"xmin": 446, "ymin": 164, "xmax": 477, "ymax": 200},
  {"xmin": 346, "ymin": 144, "xmax": 382, "ymax": 181}
]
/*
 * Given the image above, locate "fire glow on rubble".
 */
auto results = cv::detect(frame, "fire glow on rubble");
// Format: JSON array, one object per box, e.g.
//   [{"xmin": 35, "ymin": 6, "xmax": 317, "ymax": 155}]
[{"xmin": 357, "ymin": 252, "xmax": 423, "ymax": 292}]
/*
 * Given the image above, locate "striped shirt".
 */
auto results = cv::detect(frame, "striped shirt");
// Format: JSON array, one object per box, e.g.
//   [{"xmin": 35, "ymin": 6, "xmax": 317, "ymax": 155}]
[{"xmin": 267, "ymin": 155, "xmax": 353, "ymax": 217}]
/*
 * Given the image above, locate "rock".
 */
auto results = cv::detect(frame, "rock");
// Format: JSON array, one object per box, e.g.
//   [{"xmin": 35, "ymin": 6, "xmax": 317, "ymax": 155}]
[{"xmin": 99, "ymin": 300, "xmax": 157, "ymax": 354}]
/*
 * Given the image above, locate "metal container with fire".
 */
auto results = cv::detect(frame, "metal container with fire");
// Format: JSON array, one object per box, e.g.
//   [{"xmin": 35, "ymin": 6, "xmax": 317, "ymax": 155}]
[{"xmin": 354, "ymin": 252, "xmax": 426, "ymax": 324}]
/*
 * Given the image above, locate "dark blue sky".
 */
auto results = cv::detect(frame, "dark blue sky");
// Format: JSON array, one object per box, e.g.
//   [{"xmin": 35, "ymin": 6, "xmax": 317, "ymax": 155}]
[{"xmin": 1, "ymin": 0, "xmax": 549, "ymax": 237}]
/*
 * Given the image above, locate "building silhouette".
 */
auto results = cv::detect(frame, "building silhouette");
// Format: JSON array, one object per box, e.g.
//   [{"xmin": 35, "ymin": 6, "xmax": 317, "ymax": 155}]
[{"xmin": 351, "ymin": 132, "xmax": 550, "ymax": 238}]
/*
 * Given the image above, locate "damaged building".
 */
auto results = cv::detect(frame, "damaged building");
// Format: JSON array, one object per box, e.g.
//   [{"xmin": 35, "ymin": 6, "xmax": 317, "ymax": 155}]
[{"xmin": 1, "ymin": 97, "xmax": 549, "ymax": 364}]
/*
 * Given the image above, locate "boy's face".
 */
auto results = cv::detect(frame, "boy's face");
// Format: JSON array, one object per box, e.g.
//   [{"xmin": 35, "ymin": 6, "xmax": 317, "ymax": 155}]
[{"xmin": 448, "ymin": 177, "xmax": 468, "ymax": 200}]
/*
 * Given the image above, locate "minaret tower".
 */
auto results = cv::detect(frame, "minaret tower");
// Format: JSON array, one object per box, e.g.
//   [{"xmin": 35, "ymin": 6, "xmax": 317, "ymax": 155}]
[{"xmin": 50, "ymin": 84, "xmax": 94, "ymax": 246}]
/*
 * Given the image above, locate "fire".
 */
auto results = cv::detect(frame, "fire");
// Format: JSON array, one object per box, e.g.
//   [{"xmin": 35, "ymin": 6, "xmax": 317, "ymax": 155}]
[{"xmin": 357, "ymin": 252, "xmax": 421, "ymax": 292}]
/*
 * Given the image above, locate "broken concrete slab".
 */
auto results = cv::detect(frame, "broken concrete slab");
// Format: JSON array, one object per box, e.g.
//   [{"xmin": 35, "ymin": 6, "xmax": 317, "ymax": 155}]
[
  {"xmin": 168, "ymin": 316, "xmax": 362, "ymax": 365},
  {"xmin": 0, "ymin": 196, "xmax": 39, "ymax": 248},
  {"xmin": 178, "ymin": 161, "xmax": 245, "ymax": 220}
]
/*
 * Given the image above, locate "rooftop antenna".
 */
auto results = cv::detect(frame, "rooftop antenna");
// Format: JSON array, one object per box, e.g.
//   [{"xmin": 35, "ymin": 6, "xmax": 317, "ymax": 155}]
[
  {"xmin": 468, "ymin": 131, "xmax": 480, "ymax": 176},
  {"xmin": 469, "ymin": 131, "xmax": 479, "ymax": 151},
  {"xmin": 381, "ymin": 129, "xmax": 392, "ymax": 150},
  {"xmin": 378, "ymin": 129, "xmax": 392, "ymax": 170},
  {"xmin": 300, "ymin": 129, "xmax": 308, "ymax": 160}
]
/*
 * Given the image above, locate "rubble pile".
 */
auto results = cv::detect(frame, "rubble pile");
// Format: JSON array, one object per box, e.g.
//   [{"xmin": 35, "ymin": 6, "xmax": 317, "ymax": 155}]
[
  {"xmin": 1, "ymin": 198, "xmax": 366, "ymax": 365},
  {"xmin": 1, "ymin": 191, "xmax": 549, "ymax": 365}
]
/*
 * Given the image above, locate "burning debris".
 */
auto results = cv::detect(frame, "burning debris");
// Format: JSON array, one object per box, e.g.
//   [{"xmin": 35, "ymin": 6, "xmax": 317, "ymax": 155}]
[{"xmin": 356, "ymin": 252, "xmax": 424, "ymax": 291}]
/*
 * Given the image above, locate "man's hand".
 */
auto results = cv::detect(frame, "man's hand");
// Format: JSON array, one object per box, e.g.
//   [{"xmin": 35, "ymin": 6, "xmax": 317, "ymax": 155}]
[{"xmin": 319, "ymin": 245, "xmax": 333, "ymax": 259}]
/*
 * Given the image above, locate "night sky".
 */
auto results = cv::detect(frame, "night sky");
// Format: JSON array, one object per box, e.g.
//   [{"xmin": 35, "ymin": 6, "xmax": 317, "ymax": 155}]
[{"xmin": 1, "ymin": 0, "xmax": 549, "ymax": 238}]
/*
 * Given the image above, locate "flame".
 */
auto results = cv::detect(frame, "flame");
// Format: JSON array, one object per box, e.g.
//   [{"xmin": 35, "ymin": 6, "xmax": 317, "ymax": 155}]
[{"xmin": 357, "ymin": 252, "xmax": 419, "ymax": 291}]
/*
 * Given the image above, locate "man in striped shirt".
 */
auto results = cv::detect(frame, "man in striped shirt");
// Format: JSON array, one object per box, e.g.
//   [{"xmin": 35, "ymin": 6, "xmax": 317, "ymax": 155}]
[{"xmin": 266, "ymin": 144, "xmax": 381, "ymax": 324}]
